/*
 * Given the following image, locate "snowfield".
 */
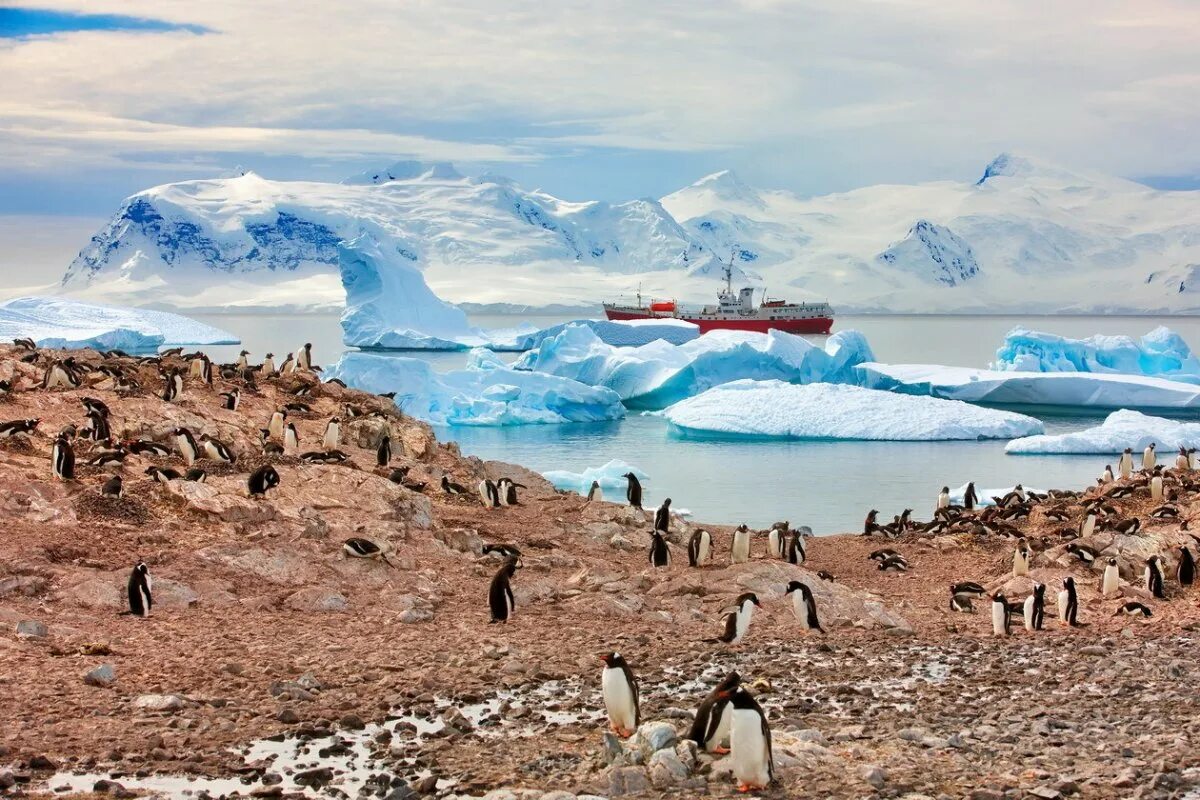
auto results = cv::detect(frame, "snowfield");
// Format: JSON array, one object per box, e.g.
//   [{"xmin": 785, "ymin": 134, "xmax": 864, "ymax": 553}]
[
  {"xmin": 1006, "ymin": 409, "xmax": 1200, "ymax": 455},
  {"xmin": 0, "ymin": 296, "xmax": 238, "ymax": 351},
  {"xmin": 660, "ymin": 380, "xmax": 1043, "ymax": 441}
]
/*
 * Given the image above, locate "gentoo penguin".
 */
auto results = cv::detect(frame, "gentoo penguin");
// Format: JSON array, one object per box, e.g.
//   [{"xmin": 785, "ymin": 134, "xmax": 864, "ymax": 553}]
[
  {"xmin": 441, "ymin": 475, "xmax": 467, "ymax": 495},
  {"xmin": 1177, "ymin": 447, "xmax": 1190, "ymax": 471},
  {"xmin": 495, "ymin": 477, "xmax": 512, "ymax": 506},
  {"xmin": 267, "ymin": 409, "xmax": 287, "ymax": 441},
  {"xmin": 126, "ymin": 561, "xmax": 153, "ymax": 618},
  {"xmin": 1078, "ymin": 512, "xmax": 1096, "ymax": 539},
  {"xmin": 1115, "ymin": 601, "xmax": 1153, "ymax": 618},
  {"xmin": 481, "ymin": 543, "xmax": 522, "ymax": 563},
  {"xmin": 817, "ymin": 570, "xmax": 835, "ymax": 582},
  {"xmin": 599, "ymin": 652, "xmax": 640, "ymax": 738},
  {"xmin": 51, "ymin": 435, "xmax": 75, "ymax": 480},
  {"xmin": 949, "ymin": 592, "xmax": 974, "ymax": 613},
  {"xmin": 300, "ymin": 449, "xmax": 349, "ymax": 464},
  {"xmin": 1101, "ymin": 465, "xmax": 1114, "ymax": 483},
  {"xmin": 991, "ymin": 592, "xmax": 1011, "ymax": 636},
  {"xmin": 322, "ymin": 417, "xmax": 341, "ymax": 450},
  {"xmin": 1066, "ymin": 543, "xmax": 1098, "ymax": 566},
  {"xmin": 83, "ymin": 409, "xmax": 111, "ymax": 442},
  {"xmin": 767, "ymin": 523, "xmax": 786, "ymax": 560},
  {"xmin": 785, "ymin": 529, "xmax": 807, "ymax": 565},
  {"xmin": 1012, "ymin": 539, "xmax": 1031, "ymax": 577},
  {"xmin": 501, "ymin": 479, "xmax": 523, "ymax": 505},
  {"xmin": 1143, "ymin": 442, "xmax": 1157, "ymax": 471},
  {"xmin": 1150, "ymin": 468, "xmax": 1164, "ymax": 502},
  {"xmin": 86, "ymin": 446, "xmax": 127, "ymax": 467},
  {"xmin": 785, "ymin": 581, "xmax": 823, "ymax": 633},
  {"xmin": 963, "ymin": 482, "xmax": 979, "ymax": 511},
  {"xmin": 297, "ymin": 342, "xmax": 313, "ymax": 371},
  {"xmin": 623, "ymin": 472, "xmax": 643, "ymax": 510},
  {"xmin": 200, "ymin": 434, "xmax": 235, "ymax": 464},
  {"xmin": 100, "ymin": 475, "xmax": 123, "ymax": 499},
  {"xmin": 648, "ymin": 528, "xmax": 671, "ymax": 568},
  {"xmin": 1058, "ymin": 576, "xmax": 1080, "ymax": 627},
  {"xmin": 220, "ymin": 388, "xmax": 240, "ymax": 411},
  {"xmin": 42, "ymin": 359, "xmax": 79, "ymax": 389},
  {"xmin": 586, "ymin": 480, "xmax": 603, "ymax": 503},
  {"xmin": 262, "ymin": 353, "xmax": 276, "ymax": 376},
  {"xmin": 1190, "ymin": 448, "xmax": 1198, "ymax": 470},
  {"xmin": 686, "ymin": 671, "xmax": 741, "ymax": 753},
  {"xmin": 280, "ymin": 353, "xmax": 295, "ymax": 374},
  {"xmin": 1179, "ymin": 546, "xmax": 1195, "ymax": 586},
  {"xmin": 478, "ymin": 479, "xmax": 500, "ymax": 508},
  {"xmin": 342, "ymin": 537, "xmax": 393, "ymax": 566},
  {"xmin": 1145, "ymin": 555, "xmax": 1166, "ymax": 599},
  {"xmin": 869, "ymin": 548, "xmax": 900, "ymax": 562},
  {"xmin": 728, "ymin": 687, "xmax": 774, "ymax": 791},
  {"xmin": 1023, "ymin": 583, "xmax": 1045, "ymax": 631},
  {"xmin": 0, "ymin": 419, "xmax": 39, "ymax": 438},
  {"xmin": 247, "ymin": 464, "xmax": 280, "ymax": 497},
  {"xmin": 936, "ymin": 486, "xmax": 950, "ymax": 511},
  {"xmin": 161, "ymin": 368, "xmax": 183, "ymax": 402},
  {"xmin": 730, "ymin": 525, "xmax": 751, "ymax": 564},
  {"xmin": 863, "ymin": 509, "xmax": 880, "ymax": 535},
  {"xmin": 236, "ymin": 350, "xmax": 250, "ymax": 370},
  {"xmin": 653, "ymin": 498, "xmax": 672, "ymax": 532},
  {"xmin": 184, "ymin": 468, "xmax": 207, "ymax": 483},
  {"xmin": 173, "ymin": 427, "xmax": 199, "ymax": 465},
  {"xmin": 1102, "ymin": 557, "xmax": 1120, "ymax": 596},
  {"xmin": 878, "ymin": 554, "xmax": 909, "ymax": 572},
  {"xmin": 13, "ymin": 336, "xmax": 35, "ymax": 350},
  {"xmin": 710, "ymin": 592, "xmax": 760, "ymax": 645},
  {"xmin": 687, "ymin": 528, "xmax": 713, "ymax": 567},
  {"xmin": 376, "ymin": 435, "xmax": 391, "ymax": 467},
  {"xmin": 488, "ymin": 556, "xmax": 518, "ymax": 623},
  {"xmin": 1118, "ymin": 448, "xmax": 1134, "ymax": 479},
  {"xmin": 145, "ymin": 466, "xmax": 182, "ymax": 483}
]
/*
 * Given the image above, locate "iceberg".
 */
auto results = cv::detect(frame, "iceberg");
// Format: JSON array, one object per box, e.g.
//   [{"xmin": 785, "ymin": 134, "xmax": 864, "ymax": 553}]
[
  {"xmin": 949, "ymin": 483, "xmax": 1042, "ymax": 509},
  {"xmin": 516, "ymin": 324, "xmax": 875, "ymax": 409},
  {"xmin": 660, "ymin": 380, "xmax": 1043, "ymax": 441},
  {"xmin": 1006, "ymin": 409, "xmax": 1200, "ymax": 455},
  {"xmin": 0, "ymin": 295, "xmax": 238, "ymax": 351},
  {"xmin": 993, "ymin": 326, "xmax": 1200, "ymax": 383},
  {"xmin": 541, "ymin": 459, "xmax": 649, "ymax": 496},
  {"xmin": 487, "ymin": 318, "xmax": 700, "ymax": 351},
  {"xmin": 324, "ymin": 351, "xmax": 625, "ymax": 427},
  {"xmin": 855, "ymin": 363, "xmax": 1200, "ymax": 409}
]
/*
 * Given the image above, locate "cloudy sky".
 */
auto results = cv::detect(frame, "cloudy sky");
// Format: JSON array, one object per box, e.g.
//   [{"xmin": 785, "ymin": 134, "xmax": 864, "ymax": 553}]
[{"xmin": 2, "ymin": 0, "xmax": 1199, "ymax": 230}]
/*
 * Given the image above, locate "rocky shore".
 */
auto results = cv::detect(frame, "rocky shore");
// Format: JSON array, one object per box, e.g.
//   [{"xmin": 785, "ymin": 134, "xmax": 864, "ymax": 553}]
[{"xmin": 1, "ymin": 344, "xmax": 1199, "ymax": 799}]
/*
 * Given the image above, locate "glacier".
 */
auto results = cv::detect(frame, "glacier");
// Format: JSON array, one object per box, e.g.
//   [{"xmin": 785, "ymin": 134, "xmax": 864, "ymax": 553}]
[
  {"xmin": 514, "ymin": 324, "xmax": 874, "ymax": 409},
  {"xmin": 1006, "ymin": 409, "xmax": 1200, "ymax": 455},
  {"xmin": 0, "ymin": 295, "xmax": 238, "ymax": 351},
  {"xmin": 323, "ymin": 351, "xmax": 625, "ymax": 427},
  {"xmin": 993, "ymin": 326, "xmax": 1200, "ymax": 383},
  {"xmin": 855, "ymin": 363, "xmax": 1200, "ymax": 409},
  {"xmin": 541, "ymin": 459, "xmax": 649, "ymax": 496},
  {"xmin": 660, "ymin": 380, "xmax": 1043, "ymax": 441}
]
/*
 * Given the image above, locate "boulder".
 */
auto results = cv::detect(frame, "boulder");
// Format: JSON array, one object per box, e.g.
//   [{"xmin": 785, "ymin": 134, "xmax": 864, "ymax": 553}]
[
  {"xmin": 15, "ymin": 619, "xmax": 47, "ymax": 639},
  {"xmin": 283, "ymin": 588, "xmax": 348, "ymax": 613},
  {"xmin": 134, "ymin": 694, "xmax": 185, "ymax": 712},
  {"xmin": 84, "ymin": 663, "xmax": 116, "ymax": 687},
  {"xmin": 166, "ymin": 480, "xmax": 276, "ymax": 524}
]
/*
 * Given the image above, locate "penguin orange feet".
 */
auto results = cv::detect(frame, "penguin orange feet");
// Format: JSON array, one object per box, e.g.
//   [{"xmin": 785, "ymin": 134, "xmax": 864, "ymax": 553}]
[
  {"xmin": 712, "ymin": 746, "xmax": 730, "ymax": 754},
  {"xmin": 737, "ymin": 784, "xmax": 752, "ymax": 793}
]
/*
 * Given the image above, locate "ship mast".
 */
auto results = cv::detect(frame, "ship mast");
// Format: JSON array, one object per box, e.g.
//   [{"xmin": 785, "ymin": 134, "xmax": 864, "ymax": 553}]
[{"xmin": 725, "ymin": 250, "xmax": 734, "ymax": 295}]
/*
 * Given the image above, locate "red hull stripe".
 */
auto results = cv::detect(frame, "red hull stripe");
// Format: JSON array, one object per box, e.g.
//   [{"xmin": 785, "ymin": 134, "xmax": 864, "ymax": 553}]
[{"xmin": 604, "ymin": 310, "xmax": 833, "ymax": 335}]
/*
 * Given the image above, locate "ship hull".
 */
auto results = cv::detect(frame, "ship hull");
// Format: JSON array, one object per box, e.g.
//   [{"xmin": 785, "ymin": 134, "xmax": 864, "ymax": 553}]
[{"xmin": 604, "ymin": 308, "xmax": 833, "ymax": 335}]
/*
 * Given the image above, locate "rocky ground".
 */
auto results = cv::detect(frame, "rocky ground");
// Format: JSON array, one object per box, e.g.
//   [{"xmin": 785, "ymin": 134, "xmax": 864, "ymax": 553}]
[{"xmin": 1, "ymin": 344, "xmax": 1200, "ymax": 800}]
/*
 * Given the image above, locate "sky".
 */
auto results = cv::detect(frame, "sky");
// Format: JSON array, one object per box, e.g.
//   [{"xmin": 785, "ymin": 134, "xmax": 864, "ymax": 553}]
[{"xmin": 1, "ymin": 0, "xmax": 1199, "ymax": 251}]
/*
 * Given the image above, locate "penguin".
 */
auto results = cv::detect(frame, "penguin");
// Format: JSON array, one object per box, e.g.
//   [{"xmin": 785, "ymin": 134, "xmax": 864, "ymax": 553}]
[
  {"xmin": 13, "ymin": 336, "xmax": 35, "ymax": 350},
  {"xmin": 709, "ymin": 593, "xmax": 760, "ymax": 645},
  {"xmin": 1058, "ymin": 576, "xmax": 1080, "ymax": 627},
  {"xmin": 1066, "ymin": 543, "xmax": 1098, "ymax": 565},
  {"xmin": 1111, "ymin": 518, "xmax": 1141, "ymax": 535},
  {"xmin": 441, "ymin": 475, "xmax": 467, "ymax": 495},
  {"xmin": 623, "ymin": 472, "xmax": 643, "ymax": 510},
  {"xmin": 963, "ymin": 482, "xmax": 979, "ymax": 511},
  {"xmin": 1023, "ymin": 583, "xmax": 1045, "ymax": 631},
  {"xmin": 300, "ymin": 449, "xmax": 349, "ymax": 464},
  {"xmin": 686, "ymin": 671, "xmax": 741, "ymax": 753},
  {"xmin": 730, "ymin": 524, "xmax": 751, "ymax": 564},
  {"xmin": 586, "ymin": 480, "xmax": 603, "ymax": 503},
  {"xmin": 936, "ymin": 486, "xmax": 950, "ymax": 511},
  {"xmin": 1190, "ymin": 448, "xmax": 1199, "ymax": 470},
  {"xmin": 728, "ymin": 687, "xmax": 774, "ymax": 791},
  {"xmin": 0, "ymin": 379, "xmax": 9, "ymax": 397},
  {"xmin": 1117, "ymin": 447, "xmax": 1133, "ymax": 479},
  {"xmin": 1102, "ymin": 557, "xmax": 1120, "ymax": 596},
  {"xmin": 599, "ymin": 652, "xmax": 640, "ymax": 738},
  {"xmin": 144, "ymin": 466, "xmax": 181, "ymax": 483},
  {"xmin": 376, "ymin": 435, "xmax": 391, "ymax": 467},
  {"xmin": 42, "ymin": 360, "xmax": 80, "ymax": 389},
  {"xmin": 869, "ymin": 547, "xmax": 900, "ymax": 562},
  {"xmin": 190, "ymin": 354, "xmax": 212, "ymax": 385},
  {"xmin": 878, "ymin": 554, "xmax": 909, "ymax": 572},
  {"xmin": 86, "ymin": 446, "xmax": 127, "ymax": 467},
  {"xmin": 817, "ymin": 570, "xmax": 835, "ymax": 582},
  {"xmin": 173, "ymin": 427, "xmax": 199, "ymax": 466},
  {"xmin": 261, "ymin": 353, "xmax": 276, "ymax": 376},
  {"xmin": 1143, "ymin": 442, "xmax": 1157, "ymax": 472},
  {"xmin": 1179, "ymin": 546, "xmax": 1195, "ymax": 586},
  {"xmin": 767, "ymin": 524, "xmax": 786, "ymax": 560},
  {"xmin": 342, "ymin": 537, "xmax": 393, "ymax": 566},
  {"xmin": 297, "ymin": 342, "xmax": 313, "ymax": 371},
  {"xmin": 687, "ymin": 528, "xmax": 712, "ymax": 567},
  {"xmin": 322, "ymin": 417, "xmax": 341, "ymax": 450},
  {"xmin": 478, "ymin": 479, "xmax": 500, "ymax": 508},
  {"xmin": 1079, "ymin": 512, "xmax": 1096, "ymax": 539},
  {"xmin": 248, "ymin": 464, "xmax": 280, "ymax": 497},
  {"xmin": 51, "ymin": 435, "xmax": 75, "ymax": 480},
  {"xmin": 785, "ymin": 529, "xmax": 806, "ymax": 565},
  {"xmin": 1177, "ymin": 447, "xmax": 1190, "ymax": 471},
  {"xmin": 950, "ymin": 593, "xmax": 974, "ymax": 613},
  {"xmin": 1145, "ymin": 555, "xmax": 1166, "ymax": 599},
  {"xmin": 199, "ymin": 434, "xmax": 235, "ymax": 464},
  {"xmin": 481, "ymin": 543, "xmax": 522, "ymax": 563},
  {"xmin": 267, "ymin": 410, "xmax": 287, "ymax": 441},
  {"xmin": 236, "ymin": 350, "xmax": 250, "ymax": 371},
  {"xmin": 280, "ymin": 353, "xmax": 295, "ymax": 375},
  {"xmin": 648, "ymin": 528, "xmax": 671, "ymax": 568},
  {"xmin": 0, "ymin": 419, "xmax": 39, "ymax": 438},
  {"xmin": 126, "ymin": 561, "xmax": 153, "ymax": 618},
  {"xmin": 83, "ymin": 409, "xmax": 111, "ymax": 442},
  {"xmin": 785, "ymin": 581, "xmax": 823, "ymax": 633},
  {"xmin": 1114, "ymin": 601, "xmax": 1153, "ymax": 618},
  {"xmin": 1012, "ymin": 540, "xmax": 1031, "ymax": 577},
  {"xmin": 184, "ymin": 468, "xmax": 207, "ymax": 482},
  {"xmin": 220, "ymin": 388, "xmax": 240, "ymax": 411},
  {"xmin": 1101, "ymin": 465, "xmax": 1114, "ymax": 483},
  {"xmin": 100, "ymin": 475, "xmax": 123, "ymax": 499},
  {"xmin": 653, "ymin": 498, "xmax": 672, "ymax": 532},
  {"xmin": 1150, "ymin": 468, "xmax": 1164, "ymax": 502},
  {"xmin": 863, "ymin": 509, "xmax": 880, "ymax": 535},
  {"xmin": 283, "ymin": 423, "xmax": 300, "ymax": 453},
  {"xmin": 488, "ymin": 556, "xmax": 518, "ymax": 623},
  {"xmin": 991, "ymin": 592, "xmax": 1011, "ymax": 636},
  {"xmin": 502, "ymin": 479, "xmax": 523, "ymax": 506},
  {"xmin": 161, "ymin": 368, "xmax": 183, "ymax": 402}
]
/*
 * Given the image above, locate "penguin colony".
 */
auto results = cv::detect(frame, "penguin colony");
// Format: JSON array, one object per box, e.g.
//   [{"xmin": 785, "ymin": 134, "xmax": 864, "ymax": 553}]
[{"xmin": 6, "ymin": 338, "xmax": 1200, "ymax": 792}]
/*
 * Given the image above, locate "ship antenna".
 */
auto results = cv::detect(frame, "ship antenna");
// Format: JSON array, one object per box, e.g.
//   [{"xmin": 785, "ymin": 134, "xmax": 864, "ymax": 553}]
[{"xmin": 725, "ymin": 250, "xmax": 734, "ymax": 294}]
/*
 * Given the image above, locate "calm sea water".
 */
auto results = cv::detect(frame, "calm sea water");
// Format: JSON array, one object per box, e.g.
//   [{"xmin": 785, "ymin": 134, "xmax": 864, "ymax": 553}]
[{"xmin": 188, "ymin": 312, "xmax": 1199, "ymax": 533}]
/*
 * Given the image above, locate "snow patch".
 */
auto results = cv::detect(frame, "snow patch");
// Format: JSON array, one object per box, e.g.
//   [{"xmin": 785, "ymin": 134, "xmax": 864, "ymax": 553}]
[{"xmin": 0, "ymin": 296, "xmax": 238, "ymax": 351}]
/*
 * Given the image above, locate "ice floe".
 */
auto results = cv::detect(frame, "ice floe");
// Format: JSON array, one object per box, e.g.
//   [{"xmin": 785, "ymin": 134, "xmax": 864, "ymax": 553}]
[
  {"xmin": 993, "ymin": 326, "xmax": 1200, "ymax": 383},
  {"xmin": 1006, "ymin": 409, "xmax": 1200, "ymax": 455},
  {"xmin": 541, "ymin": 458, "xmax": 649, "ymax": 496}
]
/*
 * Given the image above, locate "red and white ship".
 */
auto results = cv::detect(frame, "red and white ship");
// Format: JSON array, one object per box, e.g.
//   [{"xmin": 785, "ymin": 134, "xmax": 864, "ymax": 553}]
[{"xmin": 603, "ymin": 263, "xmax": 834, "ymax": 335}]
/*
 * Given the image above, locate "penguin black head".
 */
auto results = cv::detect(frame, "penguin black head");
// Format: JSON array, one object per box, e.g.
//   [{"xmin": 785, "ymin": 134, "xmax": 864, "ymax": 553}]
[
  {"xmin": 663, "ymin": 498, "xmax": 671, "ymax": 506},
  {"xmin": 622, "ymin": 472, "xmax": 635, "ymax": 479},
  {"xmin": 599, "ymin": 651, "xmax": 627, "ymax": 668},
  {"xmin": 728, "ymin": 687, "xmax": 760, "ymax": 710},
  {"xmin": 1108, "ymin": 557, "xmax": 1117, "ymax": 566},
  {"xmin": 734, "ymin": 592, "xmax": 761, "ymax": 609},
  {"xmin": 1063, "ymin": 576, "xmax": 1075, "ymax": 589},
  {"xmin": 784, "ymin": 581, "xmax": 804, "ymax": 594}
]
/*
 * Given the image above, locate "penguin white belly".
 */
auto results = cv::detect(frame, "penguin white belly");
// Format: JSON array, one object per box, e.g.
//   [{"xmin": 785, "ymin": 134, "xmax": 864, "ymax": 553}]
[
  {"xmin": 1023, "ymin": 595, "xmax": 1035, "ymax": 632},
  {"xmin": 1151, "ymin": 479, "xmax": 1163, "ymax": 502},
  {"xmin": 991, "ymin": 602, "xmax": 1007, "ymax": 636},
  {"xmin": 1057, "ymin": 590, "xmax": 1069, "ymax": 624},
  {"xmin": 792, "ymin": 592, "xmax": 810, "ymax": 628},
  {"xmin": 1177, "ymin": 455, "xmax": 1189, "ymax": 471},
  {"xmin": 731, "ymin": 532, "xmax": 750, "ymax": 564},
  {"xmin": 1080, "ymin": 516, "xmax": 1095, "ymax": 538},
  {"xmin": 1102, "ymin": 565, "xmax": 1119, "ymax": 596},
  {"xmin": 697, "ymin": 533, "xmax": 711, "ymax": 565},
  {"xmin": 594, "ymin": 487, "xmax": 604, "ymax": 502},
  {"xmin": 601, "ymin": 668, "xmax": 637, "ymax": 735},
  {"xmin": 284, "ymin": 429, "xmax": 298, "ymax": 452},
  {"xmin": 707, "ymin": 704, "xmax": 731, "ymax": 751},
  {"xmin": 730, "ymin": 708, "xmax": 771, "ymax": 788},
  {"xmin": 768, "ymin": 530, "xmax": 781, "ymax": 559},
  {"xmin": 937, "ymin": 493, "xmax": 949, "ymax": 510},
  {"xmin": 735, "ymin": 606, "xmax": 753, "ymax": 640},
  {"xmin": 269, "ymin": 415, "xmax": 284, "ymax": 439},
  {"xmin": 1013, "ymin": 551, "xmax": 1028, "ymax": 577},
  {"xmin": 323, "ymin": 428, "xmax": 339, "ymax": 449}
]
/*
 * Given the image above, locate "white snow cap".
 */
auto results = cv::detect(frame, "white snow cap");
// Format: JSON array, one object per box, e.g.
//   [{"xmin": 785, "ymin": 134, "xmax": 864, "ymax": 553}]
[{"xmin": 342, "ymin": 160, "xmax": 464, "ymax": 185}]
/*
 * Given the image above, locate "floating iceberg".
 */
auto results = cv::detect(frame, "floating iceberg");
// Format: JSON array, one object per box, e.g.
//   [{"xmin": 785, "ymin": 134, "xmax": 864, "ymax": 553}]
[
  {"xmin": 488, "ymin": 318, "xmax": 700, "ymax": 351},
  {"xmin": 1006, "ymin": 409, "xmax": 1200, "ymax": 455},
  {"xmin": 541, "ymin": 459, "xmax": 648, "ymax": 496},
  {"xmin": 948, "ymin": 483, "xmax": 1042, "ymax": 509},
  {"xmin": 856, "ymin": 363, "xmax": 1200, "ymax": 409},
  {"xmin": 993, "ymin": 326, "xmax": 1200, "ymax": 383},
  {"xmin": 516, "ymin": 324, "xmax": 874, "ymax": 409},
  {"xmin": 325, "ymin": 351, "xmax": 625, "ymax": 426},
  {"xmin": 661, "ymin": 380, "xmax": 1043, "ymax": 441},
  {"xmin": 0, "ymin": 295, "xmax": 238, "ymax": 352}
]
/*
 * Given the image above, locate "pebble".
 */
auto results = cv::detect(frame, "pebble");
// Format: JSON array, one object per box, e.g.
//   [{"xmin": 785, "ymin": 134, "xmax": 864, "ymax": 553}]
[
  {"xmin": 15, "ymin": 619, "xmax": 47, "ymax": 639},
  {"xmin": 83, "ymin": 664, "xmax": 116, "ymax": 687},
  {"xmin": 134, "ymin": 694, "xmax": 185, "ymax": 712},
  {"xmin": 275, "ymin": 707, "xmax": 299, "ymax": 724},
  {"xmin": 859, "ymin": 764, "xmax": 887, "ymax": 789}
]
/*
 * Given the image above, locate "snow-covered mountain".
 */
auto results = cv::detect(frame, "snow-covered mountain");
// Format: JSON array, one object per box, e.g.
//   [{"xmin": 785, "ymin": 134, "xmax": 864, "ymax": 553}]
[{"xmin": 61, "ymin": 153, "xmax": 1200, "ymax": 314}]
